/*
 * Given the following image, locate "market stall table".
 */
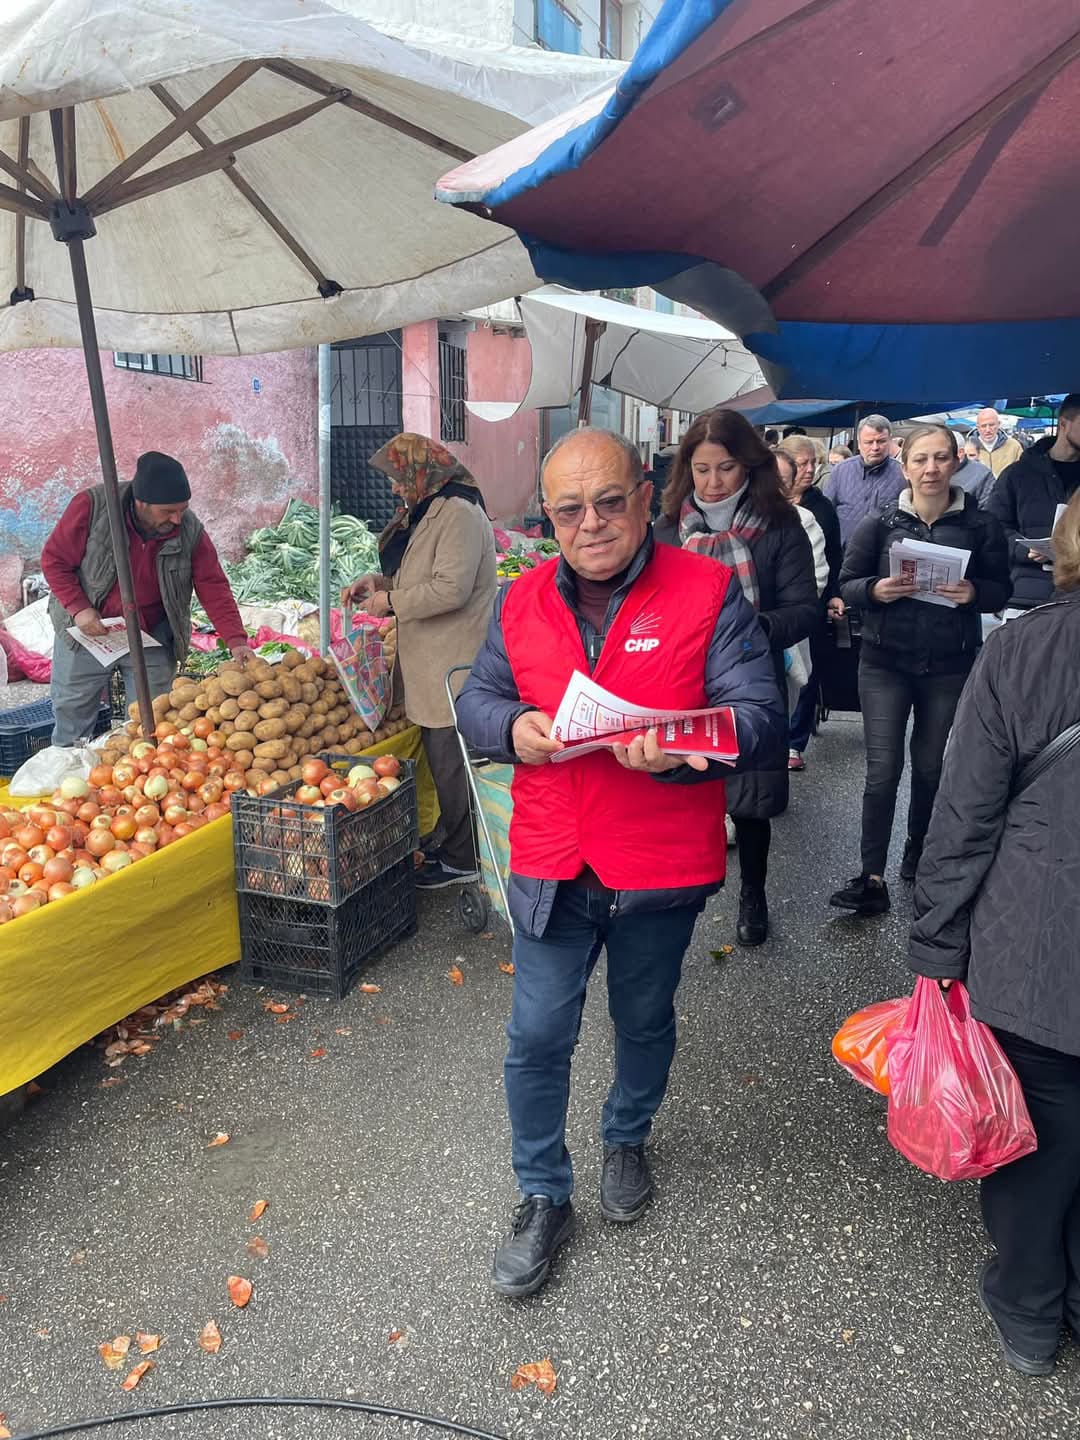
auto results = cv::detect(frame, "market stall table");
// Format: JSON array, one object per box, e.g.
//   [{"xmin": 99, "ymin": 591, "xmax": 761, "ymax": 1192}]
[{"xmin": 0, "ymin": 727, "xmax": 438, "ymax": 1096}]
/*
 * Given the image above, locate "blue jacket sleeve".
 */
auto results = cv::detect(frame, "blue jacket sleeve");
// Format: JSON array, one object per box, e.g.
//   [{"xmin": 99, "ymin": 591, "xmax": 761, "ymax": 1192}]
[
  {"xmin": 454, "ymin": 588, "xmax": 530, "ymax": 764},
  {"xmin": 659, "ymin": 574, "xmax": 787, "ymax": 785}
]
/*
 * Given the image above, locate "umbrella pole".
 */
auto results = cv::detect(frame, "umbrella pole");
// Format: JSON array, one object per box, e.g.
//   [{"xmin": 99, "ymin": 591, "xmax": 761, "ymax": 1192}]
[
  {"xmin": 576, "ymin": 318, "xmax": 603, "ymax": 426},
  {"xmin": 65, "ymin": 236, "xmax": 157, "ymax": 742},
  {"xmin": 317, "ymin": 343, "xmax": 332, "ymax": 655}
]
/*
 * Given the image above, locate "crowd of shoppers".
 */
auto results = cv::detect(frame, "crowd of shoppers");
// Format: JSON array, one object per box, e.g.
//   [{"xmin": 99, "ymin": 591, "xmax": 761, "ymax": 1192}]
[{"xmin": 339, "ymin": 399, "xmax": 1080, "ymax": 1381}]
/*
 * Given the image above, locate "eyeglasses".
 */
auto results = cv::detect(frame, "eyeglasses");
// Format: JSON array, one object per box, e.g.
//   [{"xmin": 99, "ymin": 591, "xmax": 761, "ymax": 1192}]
[{"xmin": 546, "ymin": 480, "xmax": 645, "ymax": 530}]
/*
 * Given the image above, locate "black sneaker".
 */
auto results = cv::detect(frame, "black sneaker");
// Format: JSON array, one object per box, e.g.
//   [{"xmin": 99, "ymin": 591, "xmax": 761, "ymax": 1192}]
[
  {"xmin": 899, "ymin": 839, "xmax": 923, "ymax": 884},
  {"xmin": 599, "ymin": 1143, "xmax": 653, "ymax": 1223},
  {"xmin": 491, "ymin": 1196, "xmax": 575, "ymax": 1298},
  {"xmin": 978, "ymin": 1261, "xmax": 1055, "ymax": 1377},
  {"xmin": 736, "ymin": 883, "xmax": 769, "ymax": 947},
  {"xmin": 415, "ymin": 859, "xmax": 480, "ymax": 890},
  {"xmin": 829, "ymin": 874, "xmax": 891, "ymax": 916}
]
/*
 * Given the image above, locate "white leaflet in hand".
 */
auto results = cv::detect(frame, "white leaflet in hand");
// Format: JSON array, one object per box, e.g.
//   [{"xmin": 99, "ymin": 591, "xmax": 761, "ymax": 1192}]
[
  {"xmin": 551, "ymin": 669, "xmax": 722, "ymax": 743},
  {"xmin": 66, "ymin": 617, "xmax": 162, "ymax": 667},
  {"xmin": 888, "ymin": 539, "xmax": 971, "ymax": 608},
  {"xmin": 1017, "ymin": 503, "xmax": 1069, "ymax": 556}
]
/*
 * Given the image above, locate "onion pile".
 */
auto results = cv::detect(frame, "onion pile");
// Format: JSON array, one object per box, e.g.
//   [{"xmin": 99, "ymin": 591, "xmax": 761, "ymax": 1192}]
[
  {"xmin": 287, "ymin": 754, "xmax": 402, "ymax": 810},
  {"xmin": 107, "ymin": 649, "xmax": 410, "ymax": 797},
  {"xmin": 0, "ymin": 734, "xmax": 242, "ymax": 924}
]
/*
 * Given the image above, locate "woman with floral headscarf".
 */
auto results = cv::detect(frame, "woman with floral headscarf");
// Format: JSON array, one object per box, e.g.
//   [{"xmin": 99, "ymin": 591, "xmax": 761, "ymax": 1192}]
[{"xmin": 342, "ymin": 433, "xmax": 497, "ymax": 889}]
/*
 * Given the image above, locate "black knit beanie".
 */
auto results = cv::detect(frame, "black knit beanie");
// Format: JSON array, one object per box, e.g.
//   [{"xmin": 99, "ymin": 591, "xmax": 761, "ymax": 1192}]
[{"xmin": 132, "ymin": 451, "xmax": 191, "ymax": 504}]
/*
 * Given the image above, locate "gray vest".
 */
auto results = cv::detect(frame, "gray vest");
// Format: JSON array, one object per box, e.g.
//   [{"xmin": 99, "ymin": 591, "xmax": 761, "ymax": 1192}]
[{"xmin": 48, "ymin": 482, "xmax": 204, "ymax": 664}]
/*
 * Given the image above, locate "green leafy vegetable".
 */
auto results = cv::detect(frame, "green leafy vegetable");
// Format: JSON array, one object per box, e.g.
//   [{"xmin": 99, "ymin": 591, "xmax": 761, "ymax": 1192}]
[{"xmin": 197, "ymin": 499, "xmax": 381, "ymax": 612}]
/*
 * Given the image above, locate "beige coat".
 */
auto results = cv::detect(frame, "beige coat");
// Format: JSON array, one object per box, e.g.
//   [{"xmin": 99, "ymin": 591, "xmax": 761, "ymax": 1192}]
[
  {"xmin": 387, "ymin": 494, "xmax": 497, "ymax": 729},
  {"xmin": 974, "ymin": 432, "xmax": 1024, "ymax": 478}
]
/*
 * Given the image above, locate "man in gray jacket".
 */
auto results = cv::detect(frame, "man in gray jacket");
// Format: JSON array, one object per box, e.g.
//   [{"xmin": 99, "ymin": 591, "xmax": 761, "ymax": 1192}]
[
  {"xmin": 952, "ymin": 433, "xmax": 996, "ymax": 507},
  {"xmin": 823, "ymin": 416, "xmax": 906, "ymax": 544}
]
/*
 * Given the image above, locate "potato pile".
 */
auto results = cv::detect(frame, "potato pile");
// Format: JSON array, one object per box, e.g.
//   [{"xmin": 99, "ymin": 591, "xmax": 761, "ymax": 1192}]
[{"xmin": 111, "ymin": 650, "xmax": 410, "ymax": 796}]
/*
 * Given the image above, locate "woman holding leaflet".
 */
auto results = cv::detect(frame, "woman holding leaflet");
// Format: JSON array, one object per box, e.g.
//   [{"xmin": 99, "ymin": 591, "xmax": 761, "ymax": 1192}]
[{"xmin": 828, "ymin": 425, "xmax": 1010, "ymax": 916}]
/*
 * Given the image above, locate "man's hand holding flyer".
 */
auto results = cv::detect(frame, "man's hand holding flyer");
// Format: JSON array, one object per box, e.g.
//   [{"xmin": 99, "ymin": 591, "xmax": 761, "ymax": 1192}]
[{"xmin": 549, "ymin": 671, "xmax": 738, "ymax": 764}]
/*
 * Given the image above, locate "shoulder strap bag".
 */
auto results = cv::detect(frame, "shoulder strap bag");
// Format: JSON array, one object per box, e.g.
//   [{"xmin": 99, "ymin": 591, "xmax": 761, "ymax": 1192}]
[{"xmin": 1012, "ymin": 721, "xmax": 1080, "ymax": 799}]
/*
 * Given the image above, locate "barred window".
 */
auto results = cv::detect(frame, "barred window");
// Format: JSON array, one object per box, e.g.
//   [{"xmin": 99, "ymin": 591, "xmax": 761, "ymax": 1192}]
[
  {"xmin": 438, "ymin": 335, "xmax": 468, "ymax": 444},
  {"xmin": 114, "ymin": 352, "xmax": 204, "ymax": 382}
]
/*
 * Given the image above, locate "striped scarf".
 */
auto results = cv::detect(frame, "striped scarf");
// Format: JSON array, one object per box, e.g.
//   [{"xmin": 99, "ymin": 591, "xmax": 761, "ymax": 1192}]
[{"xmin": 679, "ymin": 495, "xmax": 767, "ymax": 610}]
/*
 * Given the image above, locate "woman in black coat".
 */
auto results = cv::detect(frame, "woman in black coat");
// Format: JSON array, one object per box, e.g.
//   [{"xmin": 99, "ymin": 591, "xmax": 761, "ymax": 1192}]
[
  {"xmin": 908, "ymin": 492, "xmax": 1080, "ymax": 1377},
  {"xmin": 828, "ymin": 424, "xmax": 1011, "ymax": 916},
  {"xmin": 655, "ymin": 408, "xmax": 817, "ymax": 947}
]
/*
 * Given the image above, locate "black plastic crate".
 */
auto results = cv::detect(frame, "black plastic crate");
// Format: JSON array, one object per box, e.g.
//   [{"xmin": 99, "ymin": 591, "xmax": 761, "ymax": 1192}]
[
  {"xmin": 0, "ymin": 699, "xmax": 112, "ymax": 774},
  {"xmin": 237, "ymin": 857, "xmax": 417, "ymax": 998},
  {"xmin": 232, "ymin": 753, "xmax": 418, "ymax": 906}
]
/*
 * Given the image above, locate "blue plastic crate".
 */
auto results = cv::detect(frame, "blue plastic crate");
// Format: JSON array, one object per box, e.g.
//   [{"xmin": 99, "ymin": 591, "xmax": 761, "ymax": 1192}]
[{"xmin": 0, "ymin": 699, "xmax": 112, "ymax": 776}]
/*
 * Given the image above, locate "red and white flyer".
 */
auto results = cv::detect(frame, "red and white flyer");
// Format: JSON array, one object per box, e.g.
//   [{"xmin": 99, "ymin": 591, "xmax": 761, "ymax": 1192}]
[{"xmin": 549, "ymin": 671, "xmax": 738, "ymax": 764}]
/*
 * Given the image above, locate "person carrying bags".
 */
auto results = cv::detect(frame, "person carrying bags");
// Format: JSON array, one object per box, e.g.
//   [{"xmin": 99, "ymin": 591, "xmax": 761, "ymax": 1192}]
[{"xmin": 907, "ymin": 492, "xmax": 1080, "ymax": 1377}]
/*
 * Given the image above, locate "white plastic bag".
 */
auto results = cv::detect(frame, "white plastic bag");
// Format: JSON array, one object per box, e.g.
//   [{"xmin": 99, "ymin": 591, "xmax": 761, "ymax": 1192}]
[
  {"xmin": 784, "ymin": 641, "xmax": 811, "ymax": 713},
  {"xmin": 0, "ymin": 640, "xmax": 7, "ymax": 688},
  {"xmin": 9, "ymin": 743, "xmax": 99, "ymax": 797}
]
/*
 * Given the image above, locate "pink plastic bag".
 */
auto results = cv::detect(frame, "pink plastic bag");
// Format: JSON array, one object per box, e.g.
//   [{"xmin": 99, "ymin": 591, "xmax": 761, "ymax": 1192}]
[
  {"xmin": 832, "ymin": 996, "xmax": 911, "ymax": 1095},
  {"xmin": 0, "ymin": 627, "xmax": 51, "ymax": 683},
  {"xmin": 886, "ymin": 978, "xmax": 1037, "ymax": 1181}
]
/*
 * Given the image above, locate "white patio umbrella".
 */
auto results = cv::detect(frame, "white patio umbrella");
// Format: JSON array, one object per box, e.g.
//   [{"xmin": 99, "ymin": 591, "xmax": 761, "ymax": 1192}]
[
  {"xmin": 466, "ymin": 286, "xmax": 771, "ymax": 423},
  {"xmin": 0, "ymin": 0, "xmax": 619, "ymax": 734}
]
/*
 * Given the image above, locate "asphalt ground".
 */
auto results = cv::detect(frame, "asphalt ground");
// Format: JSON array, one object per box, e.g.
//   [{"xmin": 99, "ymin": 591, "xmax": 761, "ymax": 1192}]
[{"xmin": 2, "ymin": 713, "xmax": 1078, "ymax": 1440}]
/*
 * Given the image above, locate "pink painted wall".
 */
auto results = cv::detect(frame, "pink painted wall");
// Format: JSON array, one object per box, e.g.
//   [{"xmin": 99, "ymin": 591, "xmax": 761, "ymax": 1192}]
[
  {"xmin": 400, "ymin": 323, "xmax": 440, "ymax": 440},
  {"xmin": 0, "ymin": 346, "xmax": 318, "ymax": 614},
  {"xmin": 400, "ymin": 320, "xmax": 539, "ymax": 524}
]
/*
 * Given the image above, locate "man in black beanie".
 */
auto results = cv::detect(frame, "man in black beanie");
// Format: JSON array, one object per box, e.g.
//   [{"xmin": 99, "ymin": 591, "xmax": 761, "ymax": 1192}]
[{"xmin": 42, "ymin": 451, "xmax": 254, "ymax": 744}]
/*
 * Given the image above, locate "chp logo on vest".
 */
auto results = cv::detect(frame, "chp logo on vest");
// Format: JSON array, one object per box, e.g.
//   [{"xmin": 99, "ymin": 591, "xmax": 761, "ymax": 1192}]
[{"xmin": 624, "ymin": 609, "xmax": 661, "ymax": 653}]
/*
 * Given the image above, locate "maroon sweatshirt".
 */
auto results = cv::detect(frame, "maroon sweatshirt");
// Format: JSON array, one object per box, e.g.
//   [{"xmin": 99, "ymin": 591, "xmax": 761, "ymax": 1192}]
[{"xmin": 41, "ymin": 491, "xmax": 247, "ymax": 649}]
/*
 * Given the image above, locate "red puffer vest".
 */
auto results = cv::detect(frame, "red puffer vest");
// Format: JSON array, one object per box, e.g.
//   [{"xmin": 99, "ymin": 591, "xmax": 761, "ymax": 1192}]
[{"xmin": 501, "ymin": 544, "xmax": 732, "ymax": 890}]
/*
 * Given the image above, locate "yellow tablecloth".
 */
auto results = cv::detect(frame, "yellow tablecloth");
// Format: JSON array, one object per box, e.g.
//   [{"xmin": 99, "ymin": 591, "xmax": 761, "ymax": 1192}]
[
  {"xmin": 0, "ymin": 726, "xmax": 437, "ymax": 1094},
  {"xmin": 0, "ymin": 815, "xmax": 239, "ymax": 1094}
]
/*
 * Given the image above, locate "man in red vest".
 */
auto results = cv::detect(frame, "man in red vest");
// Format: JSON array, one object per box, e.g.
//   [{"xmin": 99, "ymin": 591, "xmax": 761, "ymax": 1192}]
[{"xmin": 456, "ymin": 428, "xmax": 785, "ymax": 1297}]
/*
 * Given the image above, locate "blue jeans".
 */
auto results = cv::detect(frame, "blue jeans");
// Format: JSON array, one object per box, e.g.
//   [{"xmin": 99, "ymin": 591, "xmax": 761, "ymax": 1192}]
[
  {"xmin": 505, "ymin": 881, "xmax": 703, "ymax": 1204},
  {"xmin": 788, "ymin": 670, "xmax": 819, "ymax": 753}
]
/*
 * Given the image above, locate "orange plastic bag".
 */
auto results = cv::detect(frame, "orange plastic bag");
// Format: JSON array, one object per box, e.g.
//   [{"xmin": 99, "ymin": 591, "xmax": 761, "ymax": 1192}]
[{"xmin": 832, "ymin": 996, "xmax": 910, "ymax": 1095}]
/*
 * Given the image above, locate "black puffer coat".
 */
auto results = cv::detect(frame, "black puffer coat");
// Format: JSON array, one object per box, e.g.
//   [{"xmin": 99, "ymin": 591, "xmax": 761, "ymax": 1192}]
[
  {"xmin": 839, "ymin": 489, "xmax": 1011, "ymax": 675},
  {"xmin": 654, "ymin": 502, "xmax": 817, "ymax": 817},
  {"xmin": 986, "ymin": 437, "xmax": 1080, "ymax": 608},
  {"xmin": 909, "ymin": 591, "xmax": 1080, "ymax": 1057}
]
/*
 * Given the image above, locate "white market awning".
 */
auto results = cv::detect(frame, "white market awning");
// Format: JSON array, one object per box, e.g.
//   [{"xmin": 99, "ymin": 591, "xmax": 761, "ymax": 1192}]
[
  {"xmin": 0, "ymin": 0, "xmax": 624, "ymax": 354},
  {"xmin": 466, "ymin": 287, "xmax": 771, "ymax": 420}
]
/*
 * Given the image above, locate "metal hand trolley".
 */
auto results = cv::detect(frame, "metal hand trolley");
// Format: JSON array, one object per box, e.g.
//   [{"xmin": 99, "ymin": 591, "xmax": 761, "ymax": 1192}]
[{"xmin": 445, "ymin": 666, "xmax": 515, "ymax": 938}]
